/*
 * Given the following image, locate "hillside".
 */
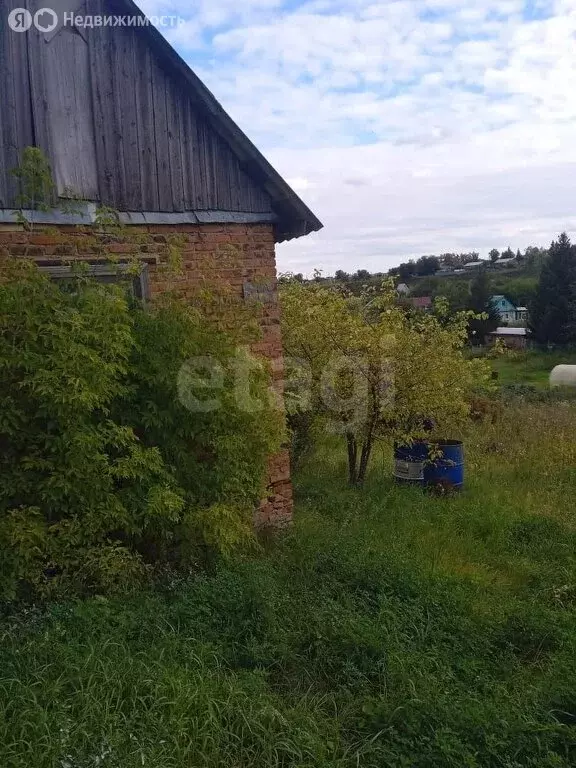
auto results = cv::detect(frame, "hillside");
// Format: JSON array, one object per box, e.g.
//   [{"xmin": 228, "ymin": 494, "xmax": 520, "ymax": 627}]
[
  {"xmin": 320, "ymin": 258, "xmax": 543, "ymax": 310},
  {"xmin": 405, "ymin": 265, "xmax": 539, "ymax": 309}
]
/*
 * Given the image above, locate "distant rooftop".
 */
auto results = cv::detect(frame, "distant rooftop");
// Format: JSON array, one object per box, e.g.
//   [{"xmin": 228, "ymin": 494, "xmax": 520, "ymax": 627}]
[
  {"xmin": 490, "ymin": 327, "xmax": 527, "ymax": 336},
  {"xmin": 410, "ymin": 296, "xmax": 432, "ymax": 308}
]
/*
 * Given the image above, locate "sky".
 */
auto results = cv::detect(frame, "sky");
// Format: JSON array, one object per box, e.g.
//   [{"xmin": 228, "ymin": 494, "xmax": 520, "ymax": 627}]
[{"xmin": 137, "ymin": 0, "xmax": 576, "ymax": 275}]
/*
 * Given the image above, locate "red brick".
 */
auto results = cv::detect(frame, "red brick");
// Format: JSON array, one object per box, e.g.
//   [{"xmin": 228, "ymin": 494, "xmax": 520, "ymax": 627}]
[
  {"xmin": 107, "ymin": 243, "xmax": 139, "ymax": 254},
  {"xmin": 29, "ymin": 235, "xmax": 63, "ymax": 246}
]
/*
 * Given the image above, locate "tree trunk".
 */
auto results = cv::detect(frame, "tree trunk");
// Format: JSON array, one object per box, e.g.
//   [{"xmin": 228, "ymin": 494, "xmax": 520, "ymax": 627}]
[
  {"xmin": 346, "ymin": 432, "xmax": 358, "ymax": 485},
  {"xmin": 357, "ymin": 437, "xmax": 373, "ymax": 485},
  {"xmin": 357, "ymin": 402, "xmax": 377, "ymax": 485}
]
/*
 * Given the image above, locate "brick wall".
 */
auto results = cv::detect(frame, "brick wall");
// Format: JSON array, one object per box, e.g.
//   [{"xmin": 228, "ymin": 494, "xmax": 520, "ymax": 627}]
[{"xmin": 0, "ymin": 221, "xmax": 293, "ymax": 526}]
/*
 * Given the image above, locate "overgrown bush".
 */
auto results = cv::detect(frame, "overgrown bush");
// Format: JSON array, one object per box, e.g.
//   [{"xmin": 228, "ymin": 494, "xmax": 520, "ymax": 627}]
[
  {"xmin": 0, "ymin": 260, "xmax": 282, "ymax": 600},
  {"xmin": 286, "ymin": 410, "xmax": 316, "ymax": 468},
  {"xmin": 281, "ymin": 279, "xmax": 492, "ymax": 484}
]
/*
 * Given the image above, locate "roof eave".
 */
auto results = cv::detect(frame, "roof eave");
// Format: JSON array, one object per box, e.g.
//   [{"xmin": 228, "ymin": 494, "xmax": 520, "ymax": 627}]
[{"xmin": 117, "ymin": 0, "xmax": 323, "ymax": 242}]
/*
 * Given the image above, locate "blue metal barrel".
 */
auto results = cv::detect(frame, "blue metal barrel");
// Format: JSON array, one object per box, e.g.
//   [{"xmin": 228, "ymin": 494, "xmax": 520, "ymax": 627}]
[
  {"xmin": 393, "ymin": 441, "xmax": 429, "ymax": 486},
  {"xmin": 423, "ymin": 440, "xmax": 464, "ymax": 491}
]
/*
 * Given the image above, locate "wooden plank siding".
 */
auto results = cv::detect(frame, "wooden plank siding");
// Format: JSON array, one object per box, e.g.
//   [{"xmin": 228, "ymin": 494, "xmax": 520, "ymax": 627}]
[
  {"xmin": 39, "ymin": 26, "xmax": 99, "ymax": 200},
  {"xmin": 134, "ymin": 36, "xmax": 160, "ymax": 211},
  {"xmin": 0, "ymin": 18, "xmax": 273, "ymax": 215},
  {"xmin": 88, "ymin": 20, "xmax": 121, "ymax": 206},
  {"xmin": 0, "ymin": 8, "xmax": 34, "ymax": 207}
]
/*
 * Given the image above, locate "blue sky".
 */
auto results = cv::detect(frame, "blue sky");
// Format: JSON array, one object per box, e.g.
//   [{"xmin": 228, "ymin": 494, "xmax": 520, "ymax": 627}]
[{"xmin": 138, "ymin": 0, "xmax": 576, "ymax": 274}]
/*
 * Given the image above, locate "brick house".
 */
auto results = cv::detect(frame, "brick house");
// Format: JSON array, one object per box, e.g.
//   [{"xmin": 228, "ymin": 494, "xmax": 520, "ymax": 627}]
[{"xmin": 0, "ymin": 0, "xmax": 322, "ymax": 525}]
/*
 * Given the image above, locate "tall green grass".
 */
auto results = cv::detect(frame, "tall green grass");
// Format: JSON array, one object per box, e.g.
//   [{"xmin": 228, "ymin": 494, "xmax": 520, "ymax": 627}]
[
  {"xmin": 1, "ymin": 403, "xmax": 576, "ymax": 767},
  {"xmin": 491, "ymin": 349, "xmax": 576, "ymax": 389}
]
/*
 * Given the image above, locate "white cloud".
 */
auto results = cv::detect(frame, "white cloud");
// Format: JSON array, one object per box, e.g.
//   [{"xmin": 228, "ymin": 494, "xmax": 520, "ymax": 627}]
[{"xmin": 140, "ymin": 0, "xmax": 576, "ymax": 273}]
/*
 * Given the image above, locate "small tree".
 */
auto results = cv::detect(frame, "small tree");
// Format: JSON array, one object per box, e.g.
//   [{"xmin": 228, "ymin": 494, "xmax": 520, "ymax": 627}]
[
  {"xmin": 530, "ymin": 232, "xmax": 576, "ymax": 345},
  {"xmin": 415, "ymin": 255, "xmax": 440, "ymax": 276},
  {"xmin": 524, "ymin": 246, "xmax": 548, "ymax": 271},
  {"xmin": 281, "ymin": 280, "xmax": 490, "ymax": 485},
  {"xmin": 489, "ymin": 249, "xmax": 500, "ymax": 264},
  {"xmin": 398, "ymin": 261, "xmax": 415, "ymax": 280}
]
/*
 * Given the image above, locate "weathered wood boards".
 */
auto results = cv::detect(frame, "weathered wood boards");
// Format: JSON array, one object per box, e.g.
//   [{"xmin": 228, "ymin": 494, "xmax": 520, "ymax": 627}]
[{"xmin": 0, "ymin": 14, "xmax": 273, "ymax": 214}]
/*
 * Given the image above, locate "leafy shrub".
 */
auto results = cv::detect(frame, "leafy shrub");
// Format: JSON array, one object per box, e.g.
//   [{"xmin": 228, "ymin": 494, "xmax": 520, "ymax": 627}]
[
  {"xmin": 280, "ymin": 278, "xmax": 492, "ymax": 484},
  {"xmin": 0, "ymin": 261, "xmax": 282, "ymax": 599},
  {"xmin": 287, "ymin": 410, "xmax": 316, "ymax": 468}
]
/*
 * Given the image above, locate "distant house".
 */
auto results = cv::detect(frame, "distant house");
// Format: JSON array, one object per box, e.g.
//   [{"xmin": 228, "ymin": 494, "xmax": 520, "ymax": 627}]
[
  {"xmin": 488, "ymin": 327, "xmax": 528, "ymax": 350},
  {"xmin": 409, "ymin": 296, "xmax": 432, "ymax": 310},
  {"xmin": 491, "ymin": 295, "xmax": 527, "ymax": 326},
  {"xmin": 397, "ymin": 283, "xmax": 411, "ymax": 295},
  {"xmin": 462, "ymin": 260, "xmax": 485, "ymax": 270}
]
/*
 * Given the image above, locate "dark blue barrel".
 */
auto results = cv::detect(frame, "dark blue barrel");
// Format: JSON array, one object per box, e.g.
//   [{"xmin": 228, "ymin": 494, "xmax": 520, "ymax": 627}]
[
  {"xmin": 423, "ymin": 440, "xmax": 464, "ymax": 491},
  {"xmin": 394, "ymin": 441, "xmax": 429, "ymax": 486}
]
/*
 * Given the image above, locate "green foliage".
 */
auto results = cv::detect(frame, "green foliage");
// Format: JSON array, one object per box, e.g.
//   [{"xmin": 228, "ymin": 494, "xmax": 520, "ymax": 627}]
[
  {"xmin": 2, "ymin": 401, "xmax": 576, "ymax": 766},
  {"xmin": 287, "ymin": 410, "xmax": 316, "ymax": 468},
  {"xmin": 94, "ymin": 205, "xmax": 123, "ymax": 230},
  {"xmin": 530, "ymin": 232, "xmax": 576, "ymax": 345},
  {"xmin": 117, "ymin": 297, "xmax": 283, "ymax": 554},
  {"xmin": 281, "ymin": 279, "xmax": 491, "ymax": 484},
  {"xmin": 415, "ymin": 254, "xmax": 440, "ymax": 275},
  {"xmin": 11, "ymin": 147, "xmax": 55, "ymax": 214},
  {"xmin": 492, "ymin": 275, "xmax": 537, "ymax": 307},
  {"xmin": 467, "ymin": 267, "xmax": 501, "ymax": 342},
  {"xmin": 0, "ymin": 262, "xmax": 282, "ymax": 599}
]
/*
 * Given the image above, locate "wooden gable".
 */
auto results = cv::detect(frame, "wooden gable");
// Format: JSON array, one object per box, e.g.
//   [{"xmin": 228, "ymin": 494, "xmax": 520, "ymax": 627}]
[{"xmin": 0, "ymin": 0, "xmax": 322, "ymax": 241}]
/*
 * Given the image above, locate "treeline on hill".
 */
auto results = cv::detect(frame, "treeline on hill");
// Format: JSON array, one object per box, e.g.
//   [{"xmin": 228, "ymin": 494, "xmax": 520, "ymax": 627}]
[
  {"xmin": 389, "ymin": 245, "xmax": 547, "ymax": 280},
  {"xmin": 314, "ymin": 244, "xmax": 548, "ymax": 284},
  {"xmin": 290, "ymin": 234, "xmax": 576, "ymax": 346},
  {"xmin": 289, "ymin": 243, "xmax": 549, "ymax": 312}
]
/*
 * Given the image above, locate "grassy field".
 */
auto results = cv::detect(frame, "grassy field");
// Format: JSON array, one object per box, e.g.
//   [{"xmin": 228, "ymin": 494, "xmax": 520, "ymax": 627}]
[
  {"xmin": 2, "ymin": 400, "xmax": 576, "ymax": 767},
  {"xmin": 490, "ymin": 349, "xmax": 576, "ymax": 389}
]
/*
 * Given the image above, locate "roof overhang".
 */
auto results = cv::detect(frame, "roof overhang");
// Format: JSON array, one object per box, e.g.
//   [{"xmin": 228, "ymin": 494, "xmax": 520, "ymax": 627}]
[{"xmin": 114, "ymin": 0, "xmax": 323, "ymax": 243}]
